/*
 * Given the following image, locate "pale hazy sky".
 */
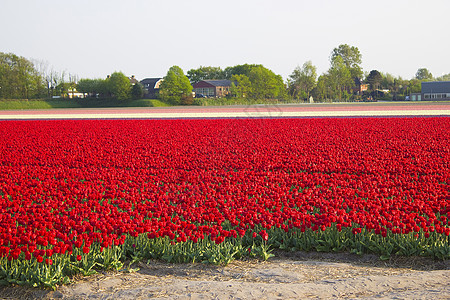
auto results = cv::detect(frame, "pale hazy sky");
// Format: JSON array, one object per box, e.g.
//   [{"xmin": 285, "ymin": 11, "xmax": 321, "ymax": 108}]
[{"xmin": 1, "ymin": 0, "xmax": 449, "ymax": 81}]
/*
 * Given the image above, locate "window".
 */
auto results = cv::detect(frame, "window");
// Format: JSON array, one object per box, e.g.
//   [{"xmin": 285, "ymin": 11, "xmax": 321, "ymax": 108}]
[
  {"xmin": 424, "ymin": 93, "xmax": 450, "ymax": 99},
  {"xmin": 194, "ymin": 88, "xmax": 215, "ymax": 97}
]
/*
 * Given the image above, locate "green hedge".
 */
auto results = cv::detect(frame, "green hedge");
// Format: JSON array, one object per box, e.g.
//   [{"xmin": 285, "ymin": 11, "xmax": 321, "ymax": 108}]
[{"xmin": 192, "ymin": 97, "xmax": 308, "ymax": 106}]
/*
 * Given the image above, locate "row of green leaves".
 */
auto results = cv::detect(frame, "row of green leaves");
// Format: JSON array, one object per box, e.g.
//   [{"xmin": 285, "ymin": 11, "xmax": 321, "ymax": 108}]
[{"xmin": 1, "ymin": 226, "xmax": 448, "ymax": 289}]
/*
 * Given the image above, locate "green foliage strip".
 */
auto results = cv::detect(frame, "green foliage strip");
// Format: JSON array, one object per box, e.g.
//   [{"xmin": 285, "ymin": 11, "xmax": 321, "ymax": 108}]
[{"xmin": 1, "ymin": 224, "xmax": 448, "ymax": 289}]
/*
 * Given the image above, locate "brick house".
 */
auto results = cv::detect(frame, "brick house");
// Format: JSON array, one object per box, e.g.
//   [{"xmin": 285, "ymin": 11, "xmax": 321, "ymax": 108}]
[
  {"xmin": 353, "ymin": 78, "xmax": 368, "ymax": 95},
  {"xmin": 192, "ymin": 80, "xmax": 232, "ymax": 98}
]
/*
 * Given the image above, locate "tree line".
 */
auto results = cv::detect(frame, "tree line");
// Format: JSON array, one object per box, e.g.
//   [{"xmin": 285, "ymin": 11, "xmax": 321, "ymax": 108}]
[
  {"xmin": 1, "ymin": 46, "xmax": 449, "ymax": 102},
  {"xmin": 0, "ymin": 52, "xmax": 81, "ymax": 99},
  {"xmin": 183, "ymin": 44, "xmax": 449, "ymax": 102},
  {"xmin": 0, "ymin": 53, "xmax": 143, "ymax": 100},
  {"xmin": 76, "ymin": 73, "xmax": 143, "ymax": 101},
  {"xmin": 159, "ymin": 64, "xmax": 287, "ymax": 105},
  {"xmin": 0, "ymin": 52, "xmax": 46, "ymax": 99}
]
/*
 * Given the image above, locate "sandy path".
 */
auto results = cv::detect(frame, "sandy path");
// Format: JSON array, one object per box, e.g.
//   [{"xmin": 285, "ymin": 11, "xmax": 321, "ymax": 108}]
[
  {"xmin": 55, "ymin": 260, "xmax": 448, "ymax": 300},
  {"xmin": 1, "ymin": 253, "xmax": 448, "ymax": 299}
]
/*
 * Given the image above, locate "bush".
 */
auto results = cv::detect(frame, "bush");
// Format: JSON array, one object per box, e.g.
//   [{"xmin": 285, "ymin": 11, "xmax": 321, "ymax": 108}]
[
  {"xmin": 192, "ymin": 97, "xmax": 301, "ymax": 106},
  {"xmin": 131, "ymin": 83, "xmax": 144, "ymax": 100},
  {"xmin": 181, "ymin": 94, "xmax": 194, "ymax": 105}
]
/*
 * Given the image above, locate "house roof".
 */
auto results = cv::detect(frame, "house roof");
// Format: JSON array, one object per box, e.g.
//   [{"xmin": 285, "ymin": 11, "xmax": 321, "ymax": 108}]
[
  {"xmin": 422, "ymin": 81, "xmax": 450, "ymax": 93},
  {"xmin": 201, "ymin": 80, "xmax": 232, "ymax": 87},
  {"xmin": 140, "ymin": 78, "xmax": 163, "ymax": 89}
]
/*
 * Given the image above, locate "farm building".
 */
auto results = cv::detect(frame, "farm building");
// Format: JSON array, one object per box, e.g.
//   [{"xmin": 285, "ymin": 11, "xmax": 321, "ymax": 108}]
[
  {"xmin": 192, "ymin": 80, "xmax": 232, "ymax": 98},
  {"xmin": 421, "ymin": 81, "xmax": 450, "ymax": 101},
  {"xmin": 140, "ymin": 78, "xmax": 163, "ymax": 98}
]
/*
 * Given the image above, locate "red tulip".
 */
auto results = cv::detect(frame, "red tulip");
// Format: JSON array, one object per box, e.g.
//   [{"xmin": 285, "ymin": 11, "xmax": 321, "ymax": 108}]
[{"xmin": 0, "ymin": 117, "xmax": 447, "ymax": 264}]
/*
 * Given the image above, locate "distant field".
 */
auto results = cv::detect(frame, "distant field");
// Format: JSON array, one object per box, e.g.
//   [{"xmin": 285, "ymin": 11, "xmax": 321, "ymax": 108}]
[
  {"xmin": 0, "ymin": 98, "xmax": 169, "ymax": 110},
  {"xmin": 0, "ymin": 101, "xmax": 449, "ymax": 120}
]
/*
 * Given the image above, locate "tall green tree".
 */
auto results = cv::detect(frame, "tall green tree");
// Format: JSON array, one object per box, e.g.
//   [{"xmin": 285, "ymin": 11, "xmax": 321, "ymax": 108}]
[
  {"xmin": 248, "ymin": 65, "xmax": 283, "ymax": 99},
  {"xmin": 330, "ymin": 44, "xmax": 363, "ymax": 80},
  {"xmin": 230, "ymin": 74, "xmax": 252, "ymax": 98},
  {"xmin": 0, "ymin": 52, "xmax": 45, "ymax": 99},
  {"xmin": 366, "ymin": 70, "xmax": 383, "ymax": 92},
  {"xmin": 415, "ymin": 68, "xmax": 433, "ymax": 81},
  {"xmin": 407, "ymin": 78, "xmax": 422, "ymax": 94},
  {"xmin": 76, "ymin": 78, "xmax": 95, "ymax": 97},
  {"xmin": 381, "ymin": 73, "xmax": 395, "ymax": 90},
  {"xmin": 159, "ymin": 66, "xmax": 192, "ymax": 105},
  {"xmin": 328, "ymin": 56, "xmax": 352, "ymax": 101},
  {"xmin": 381, "ymin": 73, "xmax": 404, "ymax": 100},
  {"xmin": 107, "ymin": 72, "xmax": 132, "ymax": 100},
  {"xmin": 225, "ymin": 64, "xmax": 286, "ymax": 100},
  {"xmin": 77, "ymin": 78, "xmax": 108, "ymax": 98},
  {"xmin": 223, "ymin": 64, "xmax": 260, "ymax": 79},
  {"xmin": 311, "ymin": 74, "xmax": 330, "ymax": 102},
  {"xmin": 436, "ymin": 73, "xmax": 450, "ymax": 81},
  {"xmin": 288, "ymin": 61, "xmax": 317, "ymax": 100},
  {"xmin": 187, "ymin": 66, "xmax": 224, "ymax": 84}
]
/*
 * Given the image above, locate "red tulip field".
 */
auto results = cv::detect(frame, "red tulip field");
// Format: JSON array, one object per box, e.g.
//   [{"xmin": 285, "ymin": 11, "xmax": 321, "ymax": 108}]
[{"xmin": 0, "ymin": 117, "xmax": 449, "ymax": 288}]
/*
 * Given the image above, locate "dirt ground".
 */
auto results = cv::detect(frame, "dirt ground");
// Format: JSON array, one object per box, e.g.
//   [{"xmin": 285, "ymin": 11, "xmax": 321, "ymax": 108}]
[{"xmin": 1, "ymin": 252, "xmax": 448, "ymax": 300}]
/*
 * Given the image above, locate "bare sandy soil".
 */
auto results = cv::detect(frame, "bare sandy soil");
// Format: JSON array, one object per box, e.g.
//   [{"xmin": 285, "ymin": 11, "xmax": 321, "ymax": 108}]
[{"xmin": 1, "ymin": 252, "xmax": 448, "ymax": 299}]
